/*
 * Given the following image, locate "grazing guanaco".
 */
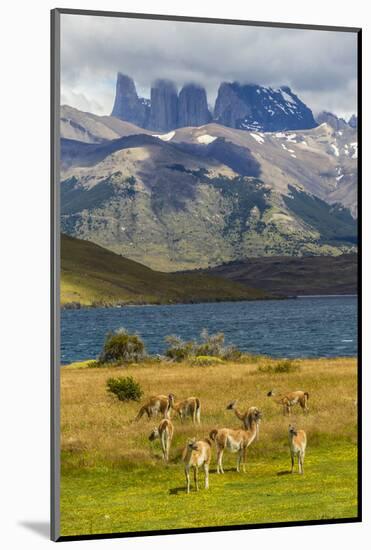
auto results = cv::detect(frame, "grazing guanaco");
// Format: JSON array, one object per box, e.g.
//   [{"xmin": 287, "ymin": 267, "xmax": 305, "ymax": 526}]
[
  {"xmin": 182, "ymin": 438, "xmax": 212, "ymax": 493},
  {"xmin": 226, "ymin": 401, "xmax": 260, "ymax": 439},
  {"xmin": 267, "ymin": 389, "xmax": 309, "ymax": 415},
  {"xmin": 135, "ymin": 393, "xmax": 174, "ymax": 421},
  {"xmin": 149, "ymin": 418, "xmax": 174, "ymax": 461},
  {"xmin": 169, "ymin": 395, "xmax": 201, "ymax": 424},
  {"xmin": 209, "ymin": 407, "xmax": 262, "ymax": 474},
  {"xmin": 288, "ymin": 424, "xmax": 307, "ymax": 474}
]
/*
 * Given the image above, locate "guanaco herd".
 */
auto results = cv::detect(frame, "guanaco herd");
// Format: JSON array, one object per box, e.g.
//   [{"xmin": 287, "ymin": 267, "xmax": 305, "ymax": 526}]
[{"xmin": 137, "ymin": 388, "xmax": 309, "ymax": 493}]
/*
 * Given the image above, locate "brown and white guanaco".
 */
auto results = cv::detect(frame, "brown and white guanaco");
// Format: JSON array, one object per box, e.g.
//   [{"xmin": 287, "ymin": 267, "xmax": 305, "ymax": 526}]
[
  {"xmin": 149, "ymin": 418, "xmax": 174, "ymax": 461},
  {"xmin": 135, "ymin": 393, "xmax": 173, "ymax": 421},
  {"xmin": 209, "ymin": 407, "xmax": 262, "ymax": 474},
  {"xmin": 169, "ymin": 395, "xmax": 201, "ymax": 424},
  {"xmin": 182, "ymin": 438, "xmax": 212, "ymax": 493},
  {"xmin": 288, "ymin": 424, "xmax": 307, "ymax": 474},
  {"xmin": 267, "ymin": 390, "xmax": 309, "ymax": 415}
]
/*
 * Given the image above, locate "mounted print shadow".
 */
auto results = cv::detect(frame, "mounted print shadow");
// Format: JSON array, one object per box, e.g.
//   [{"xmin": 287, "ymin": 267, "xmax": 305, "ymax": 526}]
[{"xmin": 51, "ymin": 8, "xmax": 361, "ymax": 542}]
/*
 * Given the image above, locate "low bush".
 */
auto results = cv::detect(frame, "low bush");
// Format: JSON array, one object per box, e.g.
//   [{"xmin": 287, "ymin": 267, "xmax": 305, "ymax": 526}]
[
  {"xmin": 99, "ymin": 328, "xmax": 145, "ymax": 364},
  {"xmin": 164, "ymin": 329, "xmax": 242, "ymax": 362},
  {"xmin": 106, "ymin": 376, "xmax": 143, "ymax": 402},
  {"xmin": 257, "ymin": 360, "xmax": 300, "ymax": 374}
]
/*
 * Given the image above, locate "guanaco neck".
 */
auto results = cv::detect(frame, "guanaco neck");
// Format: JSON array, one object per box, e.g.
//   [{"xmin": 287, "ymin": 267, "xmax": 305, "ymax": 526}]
[{"xmin": 233, "ymin": 407, "xmax": 247, "ymax": 421}]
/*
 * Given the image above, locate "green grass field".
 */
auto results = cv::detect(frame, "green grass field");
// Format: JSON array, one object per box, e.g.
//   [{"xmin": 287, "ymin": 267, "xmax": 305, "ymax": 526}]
[{"xmin": 60, "ymin": 356, "xmax": 358, "ymax": 536}]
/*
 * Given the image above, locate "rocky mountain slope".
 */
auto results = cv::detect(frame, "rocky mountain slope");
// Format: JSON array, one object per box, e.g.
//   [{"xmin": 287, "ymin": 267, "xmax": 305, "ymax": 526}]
[{"xmin": 60, "ymin": 106, "xmax": 357, "ymax": 271}]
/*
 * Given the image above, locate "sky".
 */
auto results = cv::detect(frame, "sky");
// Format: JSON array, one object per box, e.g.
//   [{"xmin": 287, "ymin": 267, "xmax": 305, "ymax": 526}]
[{"xmin": 60, "ymin": 14, "xmax": 358, "ymax": 120}]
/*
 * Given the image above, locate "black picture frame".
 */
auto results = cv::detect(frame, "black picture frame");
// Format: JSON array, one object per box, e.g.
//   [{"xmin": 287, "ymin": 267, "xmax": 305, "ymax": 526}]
[{"xmin": 51, "ymin": 8, "xmax": 362, "ymax": 542}]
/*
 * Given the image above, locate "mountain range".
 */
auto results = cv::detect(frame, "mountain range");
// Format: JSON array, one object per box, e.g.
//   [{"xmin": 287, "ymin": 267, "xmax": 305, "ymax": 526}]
[
  {"xmin": 60, "ymin": 110, "xmax": 357, "ymax": 271},
  {"xmin": 59, "ymin": 73, "xmax": 357, "ymax": 272},
  {"xmin": 110, "ymin": 73, "xmax": 318, "ymax": 133},
  {"xmin": 106, "ymin": 73, "xmax": 357, "ymax": 134}
]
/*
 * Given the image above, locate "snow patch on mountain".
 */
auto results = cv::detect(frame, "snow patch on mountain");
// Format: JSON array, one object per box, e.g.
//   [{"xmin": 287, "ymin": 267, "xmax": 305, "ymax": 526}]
[
  {"xmin": 153, "ymin": 131, "xmax": 175, "ymax": 141},
  {"xmin": 250, "ymin": 133, "xmax": 265, "ymax": 144},
  {"xmin": 331, "ymin": 144, "xmax": 340, "ymax": 157},
  {"xmin": 197, "ymin": 134, "xmax": 217, "ymax": 144}
]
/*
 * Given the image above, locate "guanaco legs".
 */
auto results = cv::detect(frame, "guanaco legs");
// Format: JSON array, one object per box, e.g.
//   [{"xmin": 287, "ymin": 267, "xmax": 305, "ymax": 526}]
[
  {"xmin": 288, "ymin": 424, "xmax": 307, "ymax": 474},
  {"xmin": 210, "ymin": 407, "xmax": 262, "ymax": 474},
  {"xmin": 226, "ymin": 401, "xmax": 260, "ymax": 439},
  {"xmin": 267, "ymin": 390, "xmax": 309, "ymax": 415},
  {"xmin": 149, "ymin": 418, "xmax": 174, "ymax": 461},
  {"xmin": 169, "ymin": 395, "xmax": 201, "ymax": 424},
  {"xmin": 182, "ymin": 438, "xmax": 212, "ymax": 493},
  {"xmin": 135, "ymin": 393, "xmax": 173, "ymax": 421}
]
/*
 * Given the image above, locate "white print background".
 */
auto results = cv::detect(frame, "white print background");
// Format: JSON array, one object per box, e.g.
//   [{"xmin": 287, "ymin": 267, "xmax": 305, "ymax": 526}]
[{"xmin": 0, "ymin": 0, "xmax": 369, "ymax": 549}]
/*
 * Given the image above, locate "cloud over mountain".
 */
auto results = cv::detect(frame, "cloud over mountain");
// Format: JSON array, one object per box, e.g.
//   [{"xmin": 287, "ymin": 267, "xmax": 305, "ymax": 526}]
[{"xmin": 60, "ymin": 14, "xmax": 358, "ymax": 119}]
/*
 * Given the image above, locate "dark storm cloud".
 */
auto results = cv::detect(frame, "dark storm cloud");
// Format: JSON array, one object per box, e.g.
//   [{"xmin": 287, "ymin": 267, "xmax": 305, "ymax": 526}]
[{"xmin": 60, "ymin": 14, "xmax": 358, "ymax": 119}]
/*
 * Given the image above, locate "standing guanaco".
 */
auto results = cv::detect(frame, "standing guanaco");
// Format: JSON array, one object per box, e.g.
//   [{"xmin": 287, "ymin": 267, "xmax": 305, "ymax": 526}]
[
  {"xmin": 226, "ymin": 401, "xmax": 260, "ymax": 439},
  {"xmin": 288, "ymin": 424, "xmax": 307, "ymax": 474},
  {"xmin": 267, "ymin": 390, "xmax": 309, "ymax": 415},
  {"xmin": 149, "ymin": 418, "xmax": 174, "ymax": 461},
  {"xmin": 135, "ymin": 393, "xmax": 174, "ymax": 421},
  {"xmin": 182, "ymin": 438, "xmax": 212, "ymax": 493},
  {"xmin": 169, "ymin": 395, "xmax": 201, "ymax": 424},
  {"xmin": 209, "ymin": 407, "xmax": 262, "ymax": 474}
]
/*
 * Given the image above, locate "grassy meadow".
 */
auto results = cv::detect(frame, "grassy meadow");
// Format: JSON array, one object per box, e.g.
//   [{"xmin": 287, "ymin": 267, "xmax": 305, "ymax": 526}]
[{"xmin": 60, "ymin": 355, "xmax": 358, "ymax": 537}]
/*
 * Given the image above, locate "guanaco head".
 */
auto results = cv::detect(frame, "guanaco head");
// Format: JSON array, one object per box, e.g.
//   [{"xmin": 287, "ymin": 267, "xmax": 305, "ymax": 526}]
[
  {"xmin": 168, "ymin": 393, "xmax": 175, "ymax": 406},
  {"xmin": 288, "ymin": 424, "xmax": 298, "ymax": 437},
  {"xmin": 226, "ymin": 400, "xmax": 238, "ymax": 410},
  {"xmin": 149, "ymin": 427, "xmax": 159, "ymax": 441},
  {"xmin": 187, "ymin": 438, "xmax": 198, "ymax": 451},
  {"xmin": 250, "ymin": 406, "xmax": 263, "ymax": 420}
]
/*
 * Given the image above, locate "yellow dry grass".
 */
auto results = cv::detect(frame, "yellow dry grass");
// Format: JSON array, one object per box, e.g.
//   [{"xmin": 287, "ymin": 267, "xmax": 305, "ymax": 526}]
[{"xmin": 61, "ymin": 356, "xmax": 357, "ymax": 469}]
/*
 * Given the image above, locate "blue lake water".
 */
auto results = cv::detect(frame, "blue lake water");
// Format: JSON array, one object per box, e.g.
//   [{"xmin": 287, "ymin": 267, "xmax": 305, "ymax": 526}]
[{"xmin": 60, "ymin": 296, "xmax": 357, "ymax": 364}]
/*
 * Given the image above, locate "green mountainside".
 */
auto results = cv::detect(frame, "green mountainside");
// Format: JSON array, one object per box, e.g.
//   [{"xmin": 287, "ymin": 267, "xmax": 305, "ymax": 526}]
[{"xmin": 61, "ymin": 234, "xmax": 269, "ymax": 307}]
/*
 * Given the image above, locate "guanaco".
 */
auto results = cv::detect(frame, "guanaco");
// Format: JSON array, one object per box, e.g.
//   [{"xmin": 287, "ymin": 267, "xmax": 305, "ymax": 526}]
[
  {"xmin": 182, "ymin": 438, "xmax": 212, "ymax": 493},
  {"xmin": 135, "ymin": 393, "xmax": 174, "ymax": 421},
  {"xmin": 267, "ymin": 389, "xmax": 309, "ymax": 415},
  {"xmin": 288, "ymin": 424, "xmax": 307, "ymax": 474},
  {"xmin": 209, "ymin": 407, "xmax": 262, "ymax": 474},
  {"xmin": 169, "ymin": 395, "xmax": 201, "ymax": 424},
  {"xmin": 149, "ymin": 418, "xmax": 174, "ymax": 461},
  {"xmin": 226, "ymin": 401, "xmax": 260, "ymax": 438}
]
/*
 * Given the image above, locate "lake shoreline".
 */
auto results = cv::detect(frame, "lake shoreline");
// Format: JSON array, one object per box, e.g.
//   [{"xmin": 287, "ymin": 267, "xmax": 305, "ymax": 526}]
[{"xmin": 61, "ymin": 292, "xmax": 358, "ymax": 310}]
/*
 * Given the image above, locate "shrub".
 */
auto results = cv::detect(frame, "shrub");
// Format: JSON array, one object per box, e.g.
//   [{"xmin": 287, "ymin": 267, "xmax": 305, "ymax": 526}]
[
  {"xmin": 164, "ymin": 330, "xmax": 242, "ymax": 362},
  {"xmin": 106, "ymin": 376, "xmax": 143, "ymax": 402},
  {"xmin": 191, "ymin": 355, "xmax": 224, "ymax": 367},
  {"xmin": 221, "ymin": 345, "xmax": 243, "ymax": 361},
  {"xmin": 164, "ymin": 335, "xmax": 195, "ymax": 362},
  {"xmin": 258, "ymin": 360, "xmax": 300, "ymax": 374},
  {"xmin": 196, "ymin": 329, "xmax": 225, "ymax": 357},
  {"xmin": 99, "ymin": 328, "xmax": 145, "ymax": 364}
]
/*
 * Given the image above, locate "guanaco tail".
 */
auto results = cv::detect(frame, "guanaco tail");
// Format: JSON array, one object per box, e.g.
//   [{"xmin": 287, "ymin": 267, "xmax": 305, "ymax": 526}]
[
  {"xmin": 226, "ymin": 401, "xmax": 260, "ymax": 439},
  {"xmin": 169, "ymin": 395, "xmax": 201, "ymax": 424},
  {"xmin": 267, "ymin": 389, "xmax": 309, "ymax": 415},
  {"xmin": 135, "ymin": 393, "xmax": 174, "ymax": 421},
  {"xmin": 149, "ymin": 418, "xmax": 174, "ymax": 461},
  {"xmin": 209, "ymin": 407, "xmax": 262, "ymax": 474},
  {"xmin": 182, "ymin": 438, "xmax": 212, "ymax": 493},
  {"xmin": 288, "ymin": 424, "xmax": 307, "ymax": 474}
]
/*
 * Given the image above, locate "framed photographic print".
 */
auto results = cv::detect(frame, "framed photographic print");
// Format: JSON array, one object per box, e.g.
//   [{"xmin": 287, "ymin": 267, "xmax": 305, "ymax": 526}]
[{"xmin": 51, "ymin": 8, "xmax": 361, "ymax": 541}]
